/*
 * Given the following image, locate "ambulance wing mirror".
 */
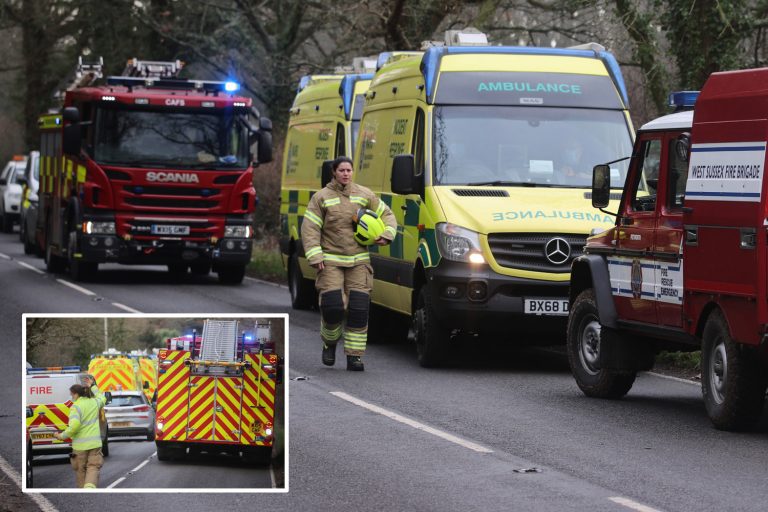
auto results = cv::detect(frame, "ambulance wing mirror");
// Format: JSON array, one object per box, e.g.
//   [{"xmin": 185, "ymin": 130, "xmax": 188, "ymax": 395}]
[
  {"xmin": 104, "ymin": 391, "xmax": 112, "ymax": 404},
  {"xmin": 26, "ymin": 407, "xmax": 33, "ymax": 418},
  {"xmin": 592, "ymin": 164, "xmax": 611, "ymax": 209},
  {"xmin": 321, "ymin": 160, "xmax": 334, "ymax": 188},
  {"xmin": 391, "ymin": 154, "xmax": 416, "ymax": 195}
]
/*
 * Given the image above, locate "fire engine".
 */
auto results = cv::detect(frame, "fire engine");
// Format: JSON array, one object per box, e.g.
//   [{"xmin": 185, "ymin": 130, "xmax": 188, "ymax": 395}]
[
  {"xmin": 155, "ymin": 320, "xmax": 279, "ymax": 464},
  {"xmin": 567, "ymin": 70, "xmax": 768, "ymax": 430},
  {"xmin": 36, "ymin": 57, "xmax": 273, "ymax": 283}
]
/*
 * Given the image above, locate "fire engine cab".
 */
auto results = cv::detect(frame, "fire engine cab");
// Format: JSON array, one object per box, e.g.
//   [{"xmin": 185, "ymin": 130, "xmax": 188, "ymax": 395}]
[{"xmin": 567, "ymin": 69, "xmax": 768, "ymax": 431}]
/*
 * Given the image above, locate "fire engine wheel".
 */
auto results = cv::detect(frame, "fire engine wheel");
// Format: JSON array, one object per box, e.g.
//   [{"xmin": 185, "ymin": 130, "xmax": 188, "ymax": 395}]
[
  {"xmin": 45, "ymin": 241, "xmax": 67, "ymax": 274},
  {"xmin": 242, "ymin": 446, "xmax": 272, "ymax": 466},
  {"xmin": 701, "ymin": 310, "xmax": 767, "ymax": 431},
  {"xmin": 146, "ymin": 428, "xmax": 155, "ymax": 442},
  {"xmin": 413, "ymin": 287, "xmax": 450, "ymax": 367},
  {"xmin": 68, "ymin": 230, "xmax": 97, "ymax": 281},
  {"xmin": 566, "ymin": 289, "xmax": 636, "ymax": 399},
  {"xmin": 288, "ymin": 252, "xmax": 314, "ymax": 310},
  {"xmin": 217, "ymin": 264, "xmax": 246, "ymax": 285},
  {"xmin": 156, "ymin": 442, "xmax": 185, "ymax": 461},
  {"xmin": 190, "ymin": 261, "xmax": 211, "ymax": 276}
]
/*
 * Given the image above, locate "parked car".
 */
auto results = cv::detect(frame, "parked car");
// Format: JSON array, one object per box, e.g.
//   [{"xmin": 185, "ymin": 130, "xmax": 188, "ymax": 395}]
[
  {"xmin": 19, "ymin": 151, "xmax": 41, "ymax": 254},
  {"xmin": 0, "ymin": 155, "xmax": 26, "ymax": 233},
  {"xmin": 105, "ymin": 390, "xmax": 156, "ymax": 441}
]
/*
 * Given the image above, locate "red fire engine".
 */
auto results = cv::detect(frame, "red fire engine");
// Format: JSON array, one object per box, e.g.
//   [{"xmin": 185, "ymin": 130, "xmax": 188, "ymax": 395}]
[
  {"xmin": 567, "ymin": 70, "xmax": 768, "ymax": 431},
  {"xmin": 36, "ymin": 58, "xmax": 272, "ymax": 283}
]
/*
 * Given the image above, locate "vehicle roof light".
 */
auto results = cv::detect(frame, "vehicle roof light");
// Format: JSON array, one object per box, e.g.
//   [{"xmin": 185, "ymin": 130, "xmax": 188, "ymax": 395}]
[
  {"xmin": 668, "ymin": 90, "xmax": 700, "ymax": 111},
  {"xmin": 224, "ymin": 81, "xmax": 240, "ymax": 92},
  {"xmin": 339, "ymin": 73, "xmax": 374, "ymax": 120},
  {"xmin": 102, "ymin": 95, "xmax": 116, "ymax": 101},
  {"xmin": 134, "ymin": 98, "xmax": 149, "ymax": 104},
  {"xmin": 233, "ymin": 101, "xmax": 247, "ymax": 107},
  {"xmin": 27, "ymin": 366, "xmax": 81, "ymax": 374},
  {"xmin": 201, "ymin": 101, "xmax": 215, "ymax": 107}
]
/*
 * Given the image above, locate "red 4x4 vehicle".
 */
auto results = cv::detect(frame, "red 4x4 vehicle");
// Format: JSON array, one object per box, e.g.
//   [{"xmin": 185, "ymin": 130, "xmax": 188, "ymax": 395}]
[{"xmin": 568, "ymin": 69, "xmax": 768, "ymax": 431}]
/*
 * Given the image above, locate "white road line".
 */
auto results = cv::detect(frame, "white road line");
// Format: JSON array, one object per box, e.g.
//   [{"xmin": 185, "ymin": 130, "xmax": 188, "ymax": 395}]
[
  {"xmin": 111, "ymin": 302, "xmax": 142, "ymax": 314},
  {"xmin": 645, "ymin": 371, "xmax": 699, "ymax": 386},
  {"xmin": 0, "ymin": 252, "xmax": 10, "ymax": 259},
  {"xmin": 330, "ymin": 391, "xmax": 493, "ymax": 454},
  {"xmin": 56, "ymin": 279, "xmax": 96, "ymax": 296},
  {"xmin": 18, "ymin": 261, "xmax": 44, "ymax": 274},
  {"xmin": 130, "ymin": 459, "xmax": 150, "ymax": 473},
  {"xmin": 106, "ymin": 476, "xmax": 126, "ymax": 489},
  {"xmin": 245, "ymin": 276, "xmax": 288, "ymax": 289},
  {"xmin": 0, "ymin": 453, "xmax": 59, "ymax": 512},
  {"xmin": 609, "ymin": 496, "xmax": 664, "ymax": 512}
]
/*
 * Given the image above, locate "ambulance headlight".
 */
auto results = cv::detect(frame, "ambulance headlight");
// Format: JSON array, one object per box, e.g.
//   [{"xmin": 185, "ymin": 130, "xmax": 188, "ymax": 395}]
[
  {"xmin": 436, "ymin": 223, "xmax": 485, "ymax": 263},
  {"xmin": 83, "ymin": 221, "xmax": 116, "ymax": 234},
  {"xmin": 224, "ymin": 225, "xmax": 251, "ymax": 238}
]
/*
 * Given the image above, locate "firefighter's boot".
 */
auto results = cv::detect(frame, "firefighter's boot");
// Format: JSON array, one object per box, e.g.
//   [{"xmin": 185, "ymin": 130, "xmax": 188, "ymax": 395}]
[
  {"xmin": 346, "ymin": 355, "xmax": 364, "ymax": 371},
  {"xmin": 322, "ymin": 343, "xmax": 336, "ymax": 366}
]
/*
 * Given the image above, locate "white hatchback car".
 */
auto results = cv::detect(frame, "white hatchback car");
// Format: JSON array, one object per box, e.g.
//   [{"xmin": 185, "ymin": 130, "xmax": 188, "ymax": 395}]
[
  {"xmin": 105, "ymin": 390, "xmax": 156, "ymax": 441},
  {"xmin": 0, "ymin": 156, "xmax": 27, "ymax": 233}
]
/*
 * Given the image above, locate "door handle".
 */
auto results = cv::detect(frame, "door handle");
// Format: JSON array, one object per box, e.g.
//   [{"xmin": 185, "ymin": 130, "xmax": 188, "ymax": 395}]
[{"xmin": 400, "ymin": 205, "xmax": 407, "ymax": 211}]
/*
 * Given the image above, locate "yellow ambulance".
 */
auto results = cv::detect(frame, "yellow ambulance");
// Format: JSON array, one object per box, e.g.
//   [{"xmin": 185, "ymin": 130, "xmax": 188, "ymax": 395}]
[
  {"xmin": 356, "ymin": 33, "xmax": 634, "ymax": 366},
  {"xmin": 280, "ymin": 72, "xmax": 373, "ymax": 308}
]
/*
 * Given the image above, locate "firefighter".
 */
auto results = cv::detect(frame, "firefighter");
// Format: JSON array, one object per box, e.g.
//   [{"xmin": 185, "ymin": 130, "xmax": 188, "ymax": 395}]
[
  {"xmin": 301, "ymin": 156, "xmax": 397, "ymax": 371},
  {"xmin": 54, "ymin": 376, "xmax": 106, "ymax": 488}
]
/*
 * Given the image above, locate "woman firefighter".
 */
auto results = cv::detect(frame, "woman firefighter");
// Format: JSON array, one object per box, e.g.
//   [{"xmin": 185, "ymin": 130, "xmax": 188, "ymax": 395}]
[{"xmin": 301, "ymin": 156, "xmax": 397, "ymax": 371}]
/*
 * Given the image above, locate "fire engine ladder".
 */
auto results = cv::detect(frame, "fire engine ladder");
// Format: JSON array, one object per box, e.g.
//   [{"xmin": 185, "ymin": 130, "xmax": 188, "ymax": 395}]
[
  {"xmin": 192, "ymin": 320, "xmax": 243, "ymax": 375},
  {"xmin": 122, "ymin": 58, "xmax": 184, "ymax": 78}
]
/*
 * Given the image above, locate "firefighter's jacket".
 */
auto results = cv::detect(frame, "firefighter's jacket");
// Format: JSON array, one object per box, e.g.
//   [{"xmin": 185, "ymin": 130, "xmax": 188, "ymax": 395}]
[
  {"xmin": 301, "ymin": 179, "xmax": 397, "ymax": 267},
  {"xmin": 60, "ymin": 385, "xmax": 106, "ymax": 451}
]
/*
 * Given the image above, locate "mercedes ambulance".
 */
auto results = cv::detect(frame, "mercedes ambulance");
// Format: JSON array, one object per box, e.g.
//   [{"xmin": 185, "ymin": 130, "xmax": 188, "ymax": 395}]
[
  {"xmin": 355, "ymin": 31, "xmax": 634, "ymax": 366},
  {"xmin": 567, "ymin": 70, "xmax": 768, "ymax": 431}
]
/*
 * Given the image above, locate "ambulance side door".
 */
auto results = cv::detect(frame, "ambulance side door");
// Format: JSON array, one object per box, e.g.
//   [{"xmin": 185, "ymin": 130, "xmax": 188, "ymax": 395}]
[
  {"xmin": 654, "ymin": 133, "xmax": 687, "ymax": 328},
  {"xmin": 611, "ymin": 134, "xmax": 662, "ymax": 325}
]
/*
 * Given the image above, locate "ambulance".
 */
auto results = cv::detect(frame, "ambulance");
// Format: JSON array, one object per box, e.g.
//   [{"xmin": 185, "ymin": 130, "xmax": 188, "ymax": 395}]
[
  {"xmin": 154, "ymin": 320, "xmax": 278, "ymax": 464},
  {"xmin": 280, "ymin": 69, "xmax": 374, "ymax": 308},
  {"xmin": 129, "ymin": 350, "xmax": 158, "ymax": 402},
  {"xmin": 88, "ymin": 349, "xmax": 141, "ymax": 392},
  {"xmin": 354, "ymin": 30, "xmax": 634, "ymax": 366},
  {"xmin": 567, "ymin": 70, "xmax": 768, "ymax": 431},
  {"xmin": 25, "ymin": 366, "xmax": 110, "ymax": 456}
]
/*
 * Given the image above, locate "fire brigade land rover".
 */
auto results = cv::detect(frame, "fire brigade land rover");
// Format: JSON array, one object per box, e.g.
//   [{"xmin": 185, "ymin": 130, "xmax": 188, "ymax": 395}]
[
  {"xmin": 154, "ymin": 320, "xmax": 278, "ymax": 464},
  {"xmin": 36, "ymin": 58, "xmax": 273, "ymax": 283},
  {"xmin": 567, "ymin": 70, "xmax": 768, "ymax": 431}
]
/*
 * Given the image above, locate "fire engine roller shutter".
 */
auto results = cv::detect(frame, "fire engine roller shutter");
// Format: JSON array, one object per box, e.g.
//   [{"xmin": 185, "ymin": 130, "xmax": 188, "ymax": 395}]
[
  {"xmin": 155, "ymin": 350, "xmax": 191, "ymax": 442},
  {"xmin": 212, "ymin": 377, "xmax": 243, "ymax": 442},
  {"xmin": 186, "ymin": 376, "xmax": 216, "ymax": 441},
  {"xmin": 241, "ymin": 353, "xmax": 276, "ymax": 446}
]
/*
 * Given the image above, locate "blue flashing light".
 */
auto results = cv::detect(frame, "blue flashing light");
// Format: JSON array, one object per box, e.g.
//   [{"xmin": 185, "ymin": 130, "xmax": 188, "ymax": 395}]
[
  {"xmin": 340, "ymin": 73, "xmax": 374, "ymax": 120},
  {"xmin": 27, "ymin": 366, "xmax": 81, "ymax": 374},
  {"xmin": 420, "ymin": 45, "xmax": 630, "ymax": 107},
  {"xmin": 224, "ymin": 81, "xmax": 240, "ymax": 92},
  {"xmin": 377, "ymin": 52, "xmax": 393, "ymax": 70},
  {"xmin": 668, "ymin": 90, "xmax": 699, "ymax": 110},
  {"xmin": 297, "ymin": 75, "xmax": 312, "ymax": 93}
]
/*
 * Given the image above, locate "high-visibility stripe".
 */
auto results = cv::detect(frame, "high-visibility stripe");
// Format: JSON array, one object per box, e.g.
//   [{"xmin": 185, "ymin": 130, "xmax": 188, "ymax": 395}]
[
  {"xmin": 344, "ymin": 341, "xmax": 366, "ymax": 350},
  {"xmin": 375, "ymin": 201, "xmax": 386, "ymax": 216},
  {"xmin": 323, "ymin": 252, "xmax": 370, "ymax": 264},
  {"xmin": 350, "ymin": 196, "xmax": 368, "ymax": 207},
  {"xmin": 384, "ymin": 226, "xmax": 397, "ymax": 237},
  {"xmin": 304, "ymin": 210, "xmax": 323, "ymax": 228},
  {"xmin": 305, "ymin": 246, "xmax": 323, "ymax": 259},
  {"xmin": 76, "ymin": 165, "xmax": 86, "ymax": 184},
  {"xmin": 322, "ymin": 198, "xmax": 341, "ymax": 207}
]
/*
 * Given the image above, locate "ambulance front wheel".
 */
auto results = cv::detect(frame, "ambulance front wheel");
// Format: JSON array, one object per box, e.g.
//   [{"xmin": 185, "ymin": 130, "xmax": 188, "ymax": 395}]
[
  {"xmin": 288, "ymin": 252, "xmax": 314, "ymax": 310},
  {"xmin": 567, "ymin": 289, "xmax": 636, "ymax": 399},
  {"xmin": 702, "ymin": 309, "xmax": 767, "ymax": 431},
  {"xmin": 413, "ymin": 287, "xmax": 450, "ymax": 367}
]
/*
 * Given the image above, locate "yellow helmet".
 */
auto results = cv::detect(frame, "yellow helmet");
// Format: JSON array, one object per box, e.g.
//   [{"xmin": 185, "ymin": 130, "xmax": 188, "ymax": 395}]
[{"xmin": 353, "ymin": 208, "xmax": 386, "ymax": 246}]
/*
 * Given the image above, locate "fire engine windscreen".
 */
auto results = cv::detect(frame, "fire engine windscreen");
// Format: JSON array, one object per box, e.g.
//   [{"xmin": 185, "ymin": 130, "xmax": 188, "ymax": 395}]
[
  {"xmin": 93, "ymin": 106, "xmax": 249, "ymax": 169},
  {"xmin": 432, "ymin": 106, "xmax": 633, "ymax": 188}
]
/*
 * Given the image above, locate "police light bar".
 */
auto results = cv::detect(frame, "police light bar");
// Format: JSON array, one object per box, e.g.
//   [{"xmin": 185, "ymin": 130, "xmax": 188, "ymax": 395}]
[
  {"xmin": 27, "ymin": 366, "xmax": 81, "ymax": 374},
  {"xmin": 106, "ymin": 76, "xmax": 243, "ymax": 94},
  {"xmin": 668, "ymin": 90, "xmax": 700, "ymax": 111}
]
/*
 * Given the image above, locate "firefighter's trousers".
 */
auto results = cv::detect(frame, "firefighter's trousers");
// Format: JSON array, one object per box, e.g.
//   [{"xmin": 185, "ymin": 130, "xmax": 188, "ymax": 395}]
[
  {"xmin": 316, "ymin": 264, "xmax": 372, "ymax": 356},
  {"xmin": 70, "ymin": 447, "xmax": 103, "ymax": 488}
]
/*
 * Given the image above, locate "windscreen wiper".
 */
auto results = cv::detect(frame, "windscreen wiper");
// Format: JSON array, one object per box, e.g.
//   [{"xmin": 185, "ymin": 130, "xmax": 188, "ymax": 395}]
[{"xmin": 464, "ymin": 180, "xmax": 543, "ymax": 187}]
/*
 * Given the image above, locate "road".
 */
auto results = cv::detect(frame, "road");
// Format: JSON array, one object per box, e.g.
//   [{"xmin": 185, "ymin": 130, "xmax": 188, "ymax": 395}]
[{"xmin": 1, "ymin": 230, "xmax": 767, "ymax": 512}]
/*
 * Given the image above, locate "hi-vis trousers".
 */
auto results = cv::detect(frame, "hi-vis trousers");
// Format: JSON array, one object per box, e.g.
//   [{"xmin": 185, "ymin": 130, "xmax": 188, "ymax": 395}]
[{"xmin": 316, "ymin": 264, "xmax": 372, "ymax": 356}]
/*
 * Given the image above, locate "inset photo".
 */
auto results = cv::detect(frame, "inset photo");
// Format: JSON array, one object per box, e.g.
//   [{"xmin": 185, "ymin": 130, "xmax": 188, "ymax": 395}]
[{"xmin": 23, "ymin": 314, "xmax": 287, "ymax": 492}]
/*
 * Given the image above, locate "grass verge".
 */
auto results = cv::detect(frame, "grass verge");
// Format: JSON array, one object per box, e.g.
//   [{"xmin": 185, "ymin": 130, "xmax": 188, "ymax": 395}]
[{"xmin": 246, "ymin": 237, "xmax": 287, "ymax": 285}]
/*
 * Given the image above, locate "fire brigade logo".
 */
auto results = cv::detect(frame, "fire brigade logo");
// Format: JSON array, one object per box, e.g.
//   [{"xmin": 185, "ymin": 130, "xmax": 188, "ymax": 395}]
[{"xmin": 631, "ymin": 258, "xmax": 643, "ymax": 299}]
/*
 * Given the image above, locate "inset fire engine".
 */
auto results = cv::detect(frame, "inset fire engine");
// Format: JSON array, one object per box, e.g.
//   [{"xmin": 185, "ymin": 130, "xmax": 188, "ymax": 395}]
[{"xmin": 154, "ymin": 320, "xmax": 279, "ymax": 464}]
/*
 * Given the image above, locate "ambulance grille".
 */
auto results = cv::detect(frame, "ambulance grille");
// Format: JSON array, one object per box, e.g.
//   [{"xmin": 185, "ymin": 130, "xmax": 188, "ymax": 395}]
[
  {"xmin": 487, "ymin": 233, "xmax": 587, "ymax": 273},
  {"xmin": 452, "ymin": 189, "xmax": 509, "ymax": 197},
  {"xmin": 200, "ymin": 320, "xmax": 238, "ymax": 365}
]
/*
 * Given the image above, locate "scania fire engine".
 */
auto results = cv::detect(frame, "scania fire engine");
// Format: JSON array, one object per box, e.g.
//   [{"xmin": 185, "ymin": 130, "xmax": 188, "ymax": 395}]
[{"xmin": 37, "ymin": 58, "xmax": 273, "ymax": 283}]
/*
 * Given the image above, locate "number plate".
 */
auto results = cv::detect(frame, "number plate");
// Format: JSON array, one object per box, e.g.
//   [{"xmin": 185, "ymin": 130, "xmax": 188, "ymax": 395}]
[
  {"xmin": 151, "ymin": 224, "xmax": 190, "ymax": 235},
  {"xmin": 524, "ymin": 298, "xmax": 569, "ymax": 316},
  {"xmin": 32, "ymin": 432, "xmax": 55, "ymax": 440}
]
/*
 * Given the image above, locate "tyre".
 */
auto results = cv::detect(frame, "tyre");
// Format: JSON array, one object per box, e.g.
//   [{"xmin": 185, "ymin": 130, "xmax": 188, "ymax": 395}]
[
  {"xmin": 288, "ymin": 252, "xmax": 314, "ymax": 309},
  {"xmin": 18, "ymin": 217, "xmax": 24, "ymax": 243},
  {"xmin": 242, "ymin": 445, "xmax": 272, "ymax": 466},
  {"xmin": 1, "ymin": 210, "xmax": 12, "ymax": 233},
  {"xmin": 566, "ymin": 289, "xmax": 636, "ymax": 398},
  {"xmin": 45, "ymin": 237, "xmax": 66, "ymax": 274},
  {"xmin": 413, "ymin": 287, "xmax": 451, "ymax": 367},
  {"xmin": 167, "ymin": 263, "xmax": 188, "ymax": 278},
  {"xmin": 102, "ymin": 436, "xmax": 109, "ymax": 457},
  {"xmin": 190, "ymin": 261, "xmax": 211, "ymax": 276},
  {"xmin": 147, "ymin": 428, "xmax": 156, "ymax": 442},
  {"xmin": 156, "ymin": 441, "xmax": 172, "ymax": 461},
  {"xmin": 23, "ymin": 222, "xmax": 35, "ymax": 255},
  {"xmin": 26, "ymin": 440, "xmax": 33, "ymax": 488},
  {"xmin": 701, "ymin": 310, "xmax": 767, "ymax": 431},
  {"xmin": 68, "ymin": 230, "xmax": 97, "ymax": 281},
  {"xmin": 217, "ymin": 264, "xmax": 245, "ymax": 284}
]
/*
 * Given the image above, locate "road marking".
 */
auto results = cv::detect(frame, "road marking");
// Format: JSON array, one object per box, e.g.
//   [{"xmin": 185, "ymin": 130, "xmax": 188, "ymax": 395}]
[
  {"xmin": 645, "ymin": 371, "xmax": 699, "ymax": 386},
  {"xmin": 112, "ymin": 302, "xmax": 142, "ymax": 314},
  {"xmin": 609, "ymin": 496, "xmax": 664, "ymax": 512},
  {"xmin": 55, "ymin": 279, "xmax": 96, "ymax": 296},
  {"xmin": 0, "ymin": 453, "xmax": 59, "ymax": 512},
  {"xmin": 106, "ymin": 477, "xmax": 126, "ymax": 489},
  {"xmin": 330, "ymin": 391, "xmax": 493, "ymax": 454},
  {"xmin": 130, "ymin": 459, "xmax": 150, "ymax": 473},
  {"xmin": 18, "ymin": 261, "xmax": 44, "ymax": 274},
  {"xmin": 0, "ymin": 252, "xmax": 9, "ymax": 259},
  {"xmin": 245, "ymin": 276, "xmax": 288, "ymax": 289}
]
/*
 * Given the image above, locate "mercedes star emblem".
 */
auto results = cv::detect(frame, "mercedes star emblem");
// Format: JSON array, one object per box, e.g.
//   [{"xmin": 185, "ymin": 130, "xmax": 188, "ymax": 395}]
[{"xmin": 544, "ymin": 237, "xmax": 571, "ymax": 265}]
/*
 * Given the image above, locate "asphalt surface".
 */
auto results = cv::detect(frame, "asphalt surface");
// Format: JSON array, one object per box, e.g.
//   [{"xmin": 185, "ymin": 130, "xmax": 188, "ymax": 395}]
[{"xmin": 1, "ymin": 230, "xmax": 767, "ymax": 512}]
